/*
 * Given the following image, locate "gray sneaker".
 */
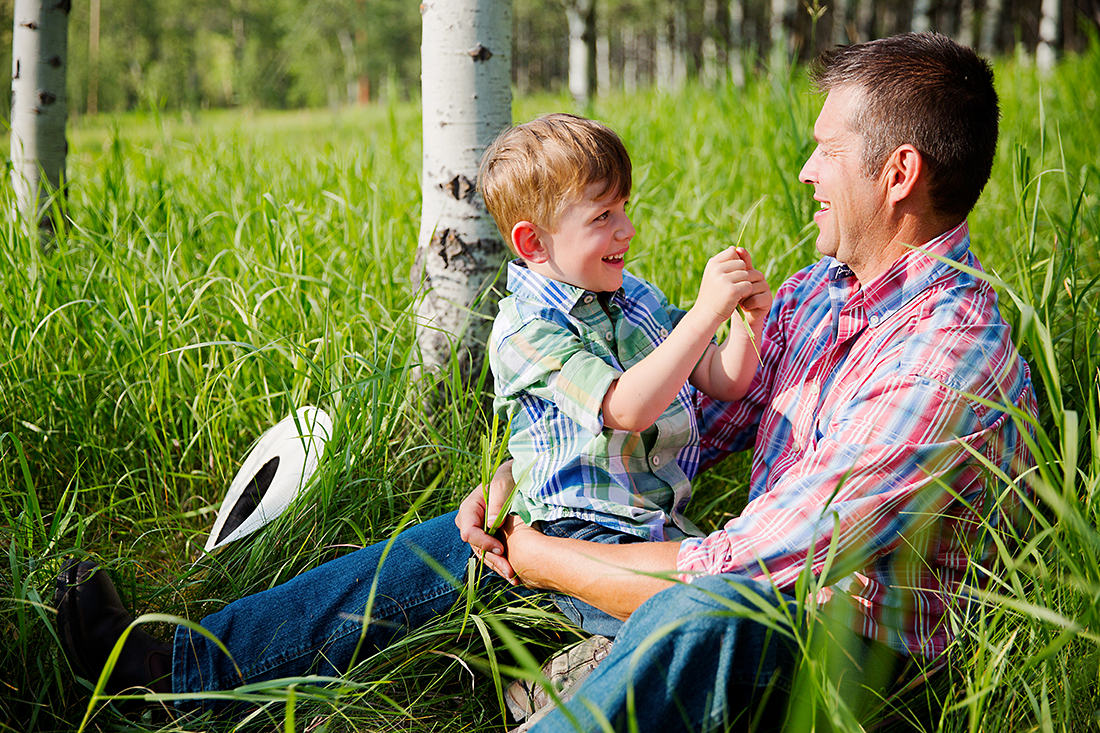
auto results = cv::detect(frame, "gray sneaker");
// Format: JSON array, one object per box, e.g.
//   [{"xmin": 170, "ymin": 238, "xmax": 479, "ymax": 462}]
[{"xmin": 505, "ymin": 635, "xmax": 614, "ymax": 727}]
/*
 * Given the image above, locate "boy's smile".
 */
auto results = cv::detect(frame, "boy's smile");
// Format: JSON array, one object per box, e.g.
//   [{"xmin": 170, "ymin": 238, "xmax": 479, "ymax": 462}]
[{"xmin": 522, "ymin": 183, "xmax": 635, "ymax": 294}]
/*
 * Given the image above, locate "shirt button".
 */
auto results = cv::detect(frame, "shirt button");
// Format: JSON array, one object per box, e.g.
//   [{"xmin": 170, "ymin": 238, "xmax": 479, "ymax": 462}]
[
  {"xmin": 659, "ymin": 327, "xmax": 669, "ymax": 338},
  {"xmin": 651, "ymin": 455, "xmax": 661, "ymax": 467},
  {"xmin": 605, "ymin": 331, "xmax": 613, "ymax": 341},
  {"xmin": 583, "ymin": 295, "xmax": 594, "ymax": 304},
  {"xmin": 869, "ymin": 315, "xmax": 880, "ymax": 326}
]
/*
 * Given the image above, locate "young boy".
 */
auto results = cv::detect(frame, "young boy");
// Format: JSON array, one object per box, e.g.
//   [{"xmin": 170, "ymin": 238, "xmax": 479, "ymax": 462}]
[{"xmin": 481, "ymin": 113, "xmax": 771, "ymax": 567}]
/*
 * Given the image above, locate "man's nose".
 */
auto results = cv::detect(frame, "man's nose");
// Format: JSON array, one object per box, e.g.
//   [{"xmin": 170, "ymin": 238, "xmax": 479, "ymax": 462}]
[{"xmin": 798, "ymin": 149, "xmax": 818, "ymax": 184}]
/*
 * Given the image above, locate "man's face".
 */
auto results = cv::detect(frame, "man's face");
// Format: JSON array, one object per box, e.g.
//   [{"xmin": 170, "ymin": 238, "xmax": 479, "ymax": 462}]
[
  {"xmin": 529, "ymin": 183, "xmax": 635, "ymax": 293},
  {"xmin": 798, "ymin": 86, "xmax": 887, "ymax": 275}
]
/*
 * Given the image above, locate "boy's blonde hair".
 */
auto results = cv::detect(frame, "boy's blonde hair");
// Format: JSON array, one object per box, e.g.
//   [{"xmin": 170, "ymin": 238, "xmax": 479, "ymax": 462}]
[{"xmin": 479, "ymin": 113, "xmax": 632, "ymax": 252}]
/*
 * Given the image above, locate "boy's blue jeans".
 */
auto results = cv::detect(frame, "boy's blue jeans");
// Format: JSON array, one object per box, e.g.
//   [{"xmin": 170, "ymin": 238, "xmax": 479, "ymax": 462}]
[{"xmin": 172, "ymin": 512, "xmax": 643, "ymax": 713}]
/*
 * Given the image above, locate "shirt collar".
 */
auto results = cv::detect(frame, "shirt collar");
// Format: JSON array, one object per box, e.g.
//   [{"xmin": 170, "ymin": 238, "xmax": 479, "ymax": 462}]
[
  {"xmin": 505, "ymin": 259, "xmax": 627, "ymax": 312},
  {"xmin": 828, "ymin": 221, "xmax": 972, "ymax": 323}
]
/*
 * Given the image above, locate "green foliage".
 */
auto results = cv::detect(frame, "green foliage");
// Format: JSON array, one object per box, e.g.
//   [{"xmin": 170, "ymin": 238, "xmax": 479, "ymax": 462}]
[{"xmin": 3, "ymin": 47, "xmax": 1100, "ymax": 732}]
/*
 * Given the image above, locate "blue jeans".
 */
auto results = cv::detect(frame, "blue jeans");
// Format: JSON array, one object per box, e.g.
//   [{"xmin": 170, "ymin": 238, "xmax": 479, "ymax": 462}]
[
  {"xmin": 529, "ymin": 574, "xmax": 910, "ymax": 732},
  {"xmin": 171, "ymin": 512, "xmax": 639, "ymax": 712},
  {"xmin": 529, "ymin": 574, "xmax": 800, "ymax": 732}
]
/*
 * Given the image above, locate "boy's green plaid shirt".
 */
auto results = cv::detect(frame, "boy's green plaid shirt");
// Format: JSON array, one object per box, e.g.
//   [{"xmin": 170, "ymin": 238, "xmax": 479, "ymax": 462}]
[{"xmin": 490, "ymin": 261, "xmax": 706, "ymax": 542}]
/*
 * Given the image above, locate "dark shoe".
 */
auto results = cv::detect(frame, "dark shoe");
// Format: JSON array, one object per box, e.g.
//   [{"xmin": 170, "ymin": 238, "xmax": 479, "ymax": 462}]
[{"xmin": 54, "ymin": 559, "xmax": 172, "ymax": 695}]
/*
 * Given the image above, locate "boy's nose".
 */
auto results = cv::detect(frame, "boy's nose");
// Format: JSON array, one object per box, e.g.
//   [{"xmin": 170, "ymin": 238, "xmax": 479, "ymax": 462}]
[{"xmin": 618, "ymin": 215, "xmax": 636, "ymax": 239}]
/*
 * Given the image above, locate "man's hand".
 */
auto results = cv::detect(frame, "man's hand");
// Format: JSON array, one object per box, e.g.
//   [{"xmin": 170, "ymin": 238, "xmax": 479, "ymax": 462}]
[
  {"xmin": 455, "ymin": 459, "xmax": 519, "ymax": 583},
  {"xmin": 734, "ymin": 247, "xmax": 773, "ymax": 328}
]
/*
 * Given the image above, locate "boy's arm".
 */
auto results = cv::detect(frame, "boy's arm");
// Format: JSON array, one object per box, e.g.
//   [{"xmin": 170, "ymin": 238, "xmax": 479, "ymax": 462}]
[
  {"xmin": 690, "ymin": 249, "xmax": 773, "ymax": 401},
  {"xmin": 602, "ymin": 247, "xmax": 753, "ymax": 432}
]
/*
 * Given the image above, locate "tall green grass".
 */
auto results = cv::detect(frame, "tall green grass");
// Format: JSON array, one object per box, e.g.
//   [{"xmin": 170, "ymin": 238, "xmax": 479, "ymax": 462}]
[{"xmin": 2, "ymin": 41, "xmax": 1099, "ymax": 732}]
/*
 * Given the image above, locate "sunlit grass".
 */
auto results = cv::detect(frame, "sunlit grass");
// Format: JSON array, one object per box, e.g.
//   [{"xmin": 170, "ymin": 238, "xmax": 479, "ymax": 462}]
[{"xmin": 3, "ymin": 41, "xmax": 1100, "ymax": 732}]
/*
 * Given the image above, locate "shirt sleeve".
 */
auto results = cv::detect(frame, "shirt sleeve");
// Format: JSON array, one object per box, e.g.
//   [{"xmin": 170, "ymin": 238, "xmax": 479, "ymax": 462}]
[
  {"xmin": 492, "ymin": 316, "xmax": 622, "ymax": 436},
  {"xmin": 678, "ymin": 373, "xmax": 1005, "ymax": 589}
]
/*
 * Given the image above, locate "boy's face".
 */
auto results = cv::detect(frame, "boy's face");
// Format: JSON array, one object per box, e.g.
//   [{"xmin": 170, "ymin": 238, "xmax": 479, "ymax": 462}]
[{"xmin": 526, "ymin": 183, "xmax": 635, "ymax": 293}]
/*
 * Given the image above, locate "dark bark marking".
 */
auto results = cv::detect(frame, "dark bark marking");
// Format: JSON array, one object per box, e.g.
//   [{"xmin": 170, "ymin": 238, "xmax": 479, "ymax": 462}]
[
  {"xmin": 13, "ymin": 60, "xmax": 19, "ymax": 80},
  {"xmin": 467, "ymin": 44, "xmax": 493, "ymax": 62},
  {"xmin": 20, "ymin": 21, "xmax": 38, "ymax": 30},
  {"xmin": 56, "ymin": 0, "xmax": 72, "ymax": 14},
  {"xmin": 429, "ymin": 228, "xmax": 504, "ymax": 269},
  {"xmin": 48, "ymin": 56, "xmax": 63, "ymax": 68},
  {"xmin": 38, "ymin": 91, "xmax": 57, "ymax": 106},
  {"xmin": 441, "ymin": 174, "xmax": 476, "ymax": 203}
]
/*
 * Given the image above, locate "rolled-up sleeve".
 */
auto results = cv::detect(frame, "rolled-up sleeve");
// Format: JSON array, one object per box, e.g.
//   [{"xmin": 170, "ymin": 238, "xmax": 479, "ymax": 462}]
[{"xmin": 678, "ymin": 374, "xmax": 1014, "ymax": 588}]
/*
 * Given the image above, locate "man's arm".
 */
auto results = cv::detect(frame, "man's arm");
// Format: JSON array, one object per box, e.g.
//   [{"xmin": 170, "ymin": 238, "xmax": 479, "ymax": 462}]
[
  {"xmin": 500, "ymin": 514, "xmax": 682, "ymax": 619},
  {"xmin": 455, "ymin": 462, "xmax": 682, "ymax": 613}
]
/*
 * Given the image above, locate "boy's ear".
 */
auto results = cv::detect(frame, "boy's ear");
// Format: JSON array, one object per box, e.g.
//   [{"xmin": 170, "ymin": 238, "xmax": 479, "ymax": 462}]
[{"xmin": 512, "ymin": 221, "xmax": 549, "ymax": 263}]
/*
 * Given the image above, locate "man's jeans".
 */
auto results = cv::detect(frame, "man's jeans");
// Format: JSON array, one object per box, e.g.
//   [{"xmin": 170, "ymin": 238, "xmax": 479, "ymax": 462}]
[
  {"xmin": 172, "ymin": 512, "xmax": 641, "ymax": 712},
  {"xmin": 529, "ymin": 574, "xmax": 909, "ymax": 733}
]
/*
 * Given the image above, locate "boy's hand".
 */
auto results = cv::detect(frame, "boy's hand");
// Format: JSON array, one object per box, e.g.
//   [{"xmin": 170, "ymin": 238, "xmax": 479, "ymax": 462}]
[
  {"xmin": 734, "ymin": 247, "xmax": 773, "ymax": 326},
  {"xmin": 696, "ymin": 246, "xmax": 758, "ymax": 323}
]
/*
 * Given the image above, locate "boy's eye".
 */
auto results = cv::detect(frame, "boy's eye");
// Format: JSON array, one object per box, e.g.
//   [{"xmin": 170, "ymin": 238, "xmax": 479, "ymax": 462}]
[{"xmin": 594, "ymin": 211, "xmax": 609, "ymax": 222}]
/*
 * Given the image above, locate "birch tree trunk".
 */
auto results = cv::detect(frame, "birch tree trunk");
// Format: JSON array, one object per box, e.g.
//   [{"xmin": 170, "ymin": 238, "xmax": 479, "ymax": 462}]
[
  {"xmin": 833, "ymin": 0, "xmax": 852, "ymax": 46},
  {"xmin": 958, "ymin": 0, "xmax": 976, "ymax": 48},
  {"xmin": 701, "ymin": 0, "xmax": 719, "ymax": 86},
  {"xmin": 565, "ymin": 0, "xmax": 596, "ymax": 105},
  {"xmin": 596, "ymin": 29, "xmax": 610, "ymax": 97},
  {"xmin": 622, "ymin": 24, "xmax": 638, "ymax": 93},
  {"xmin": 416, "ymin": 0, "xmax": 511, "ymax": 391},
  {"xmin": 769, "ymin": 0, "xmax": 794, "ymax": 66},
  {"xmin": 10, "ymin": 0, "xmax": 70, "ymax": 245},
  {"xmin": 728, "ymin": 0, "xmax": 745, "ymax": 87},
  {"xmin": 912, "ymin": 0, "xmax": 933, "ymax": 32},
  {"xmin": 1036, "ymin": 0, "xmax": 1061, "ymax": 75},
  {"xmin": 980, "ymin": 0, "xmax": 1004, "ymax": 53},
  {"xmin": 857, "ymin": 0, "xmax": 875, "ymax": 43}
]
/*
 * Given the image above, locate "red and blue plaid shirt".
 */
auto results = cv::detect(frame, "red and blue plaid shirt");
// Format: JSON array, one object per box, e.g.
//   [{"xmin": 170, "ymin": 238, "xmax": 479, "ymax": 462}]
[{"xmin": 679, "ymin": 222, "xmax": 1036, "ymax": 659}]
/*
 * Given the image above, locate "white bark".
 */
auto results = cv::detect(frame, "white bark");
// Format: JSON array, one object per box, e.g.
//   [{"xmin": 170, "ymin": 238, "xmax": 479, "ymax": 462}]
[
  {"xmin": 957, "ymin": 0, "xmax": 976, "ymax": 48},
  {"xmin": 10, "ymin": 0, "xmax": 69, "ymax": 242},
  {"xmin": 702, "ymin": 0, "xmax": 719, "ymax": 86},
  {"xmin": 980, "ymin": 0, "xmax": 1004, "ymax": 54},
  {"xmin": 857, "ymin": 0, "xmax": 874, "ymax": 43},
  {"xmin": 912, "ymin": 0, "xmax": 932, "ymax": 33},
  {"xmin": 833, "ymin": 0, "xmax": 852, "ymax": 46},
  {"xmin": 770, "ymin": 0, "xmax": 793, "ymax": 58},
  {"xmin": 655, "ymin": 15, "xmax": 673, "ymax": 91},
  {"xmin": 728, "ymin": 0, "xmax": 745, "ymax": 88},
  {"xmin": 565, "ymin": 0, "xmax": 596, "ymax": 105},
  {"xmin": 88, "ymin": 0, "xmax": 100, "ymax": 115},
  {"xmin": 596, "ymin": 31, "xmax": 610, "ymax": 96},
  {"xmin": 1036, "ymin": 0, "xmax": 1060, "ymax": 75},
  {"xmin": 622, "ymin": 25, "xmax": 638, "ymax": 93},
  {"xmin": 416, "ymin": 0, "xmax": 511, "ymax": 383},
  {"xmin": 672, "ymin": 5, "xmax": 688, "ymax": 89}
]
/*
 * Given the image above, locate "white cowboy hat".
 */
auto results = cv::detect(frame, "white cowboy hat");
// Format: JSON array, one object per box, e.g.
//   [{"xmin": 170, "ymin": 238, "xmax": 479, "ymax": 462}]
[{"xmin": 204, "ymin": 406, "xmax": 333, "ymax": 552}]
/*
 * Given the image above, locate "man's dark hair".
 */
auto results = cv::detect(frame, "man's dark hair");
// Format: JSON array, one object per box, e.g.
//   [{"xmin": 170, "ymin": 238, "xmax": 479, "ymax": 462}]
[{"xmin": 811, "ymin": 32, "xmax": 999, "ymax": 220}]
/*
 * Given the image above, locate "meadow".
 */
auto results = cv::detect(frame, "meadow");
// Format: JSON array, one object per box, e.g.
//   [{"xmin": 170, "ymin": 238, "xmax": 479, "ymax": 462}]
[{"xmin": 2, "ymin": 43, "xmax": 1099, "ymax": 732}]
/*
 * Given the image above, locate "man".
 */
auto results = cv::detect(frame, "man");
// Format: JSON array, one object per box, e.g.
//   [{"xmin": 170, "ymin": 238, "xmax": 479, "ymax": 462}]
[
  {"xmin": 55, "ymin": 31, "xmax": 1032, "ymax": 730},
  {"xmin": 459, "ymin": 31, "xmax": 1036, "ymax": 731}
]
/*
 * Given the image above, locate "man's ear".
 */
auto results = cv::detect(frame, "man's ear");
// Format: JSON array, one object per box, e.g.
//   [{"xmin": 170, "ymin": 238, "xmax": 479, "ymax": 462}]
[
  {"xmin": 883, "ymin": 144, "xmax": 923, "ymax": 207},
  {"xmin": 512, "ymin": 221, "xmax": 549, "ymax": 263}
]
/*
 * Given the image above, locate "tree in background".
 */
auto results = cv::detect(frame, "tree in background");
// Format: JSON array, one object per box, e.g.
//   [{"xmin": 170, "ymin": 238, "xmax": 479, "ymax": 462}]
[
  {"xmin": 3, "ymin": 1, "xmax": 1098, "ymax": 115},
  {"xmin": 10, "ymin": 0, "xmax": 68, "ymax": 246},
  {"xmin": 414, "ymin": 0, "xmax": 511, "ymax": 394}
]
